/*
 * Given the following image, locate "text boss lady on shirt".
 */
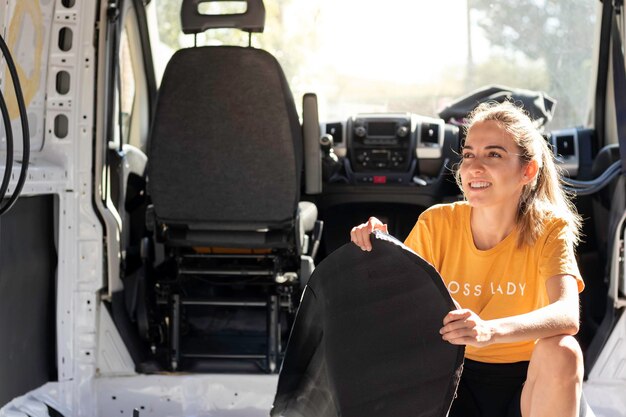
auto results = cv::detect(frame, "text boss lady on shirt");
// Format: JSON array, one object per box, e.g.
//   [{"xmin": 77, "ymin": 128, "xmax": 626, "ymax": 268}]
[{"xmin": 446, "ymin": 280, "xmax": 527, "ymax": 297}]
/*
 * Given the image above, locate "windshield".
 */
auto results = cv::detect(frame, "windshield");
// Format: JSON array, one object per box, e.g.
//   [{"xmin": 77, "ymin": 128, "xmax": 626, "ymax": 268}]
[{"xmin": 146, "ymin": 0, "xmax": 597, "ymax": 130}]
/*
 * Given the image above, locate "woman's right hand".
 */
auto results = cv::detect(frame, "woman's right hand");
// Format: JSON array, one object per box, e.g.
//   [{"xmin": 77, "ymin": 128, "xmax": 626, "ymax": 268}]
[{"xmin": 350, "ymin": 217, "xmax": 388, "ymax": 251}]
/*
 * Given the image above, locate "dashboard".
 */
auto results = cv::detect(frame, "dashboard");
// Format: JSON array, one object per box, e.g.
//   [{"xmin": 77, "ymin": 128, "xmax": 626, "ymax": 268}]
[{"xmin": 321, "ymin": 113, "xmax": 590, "ymax": 186}]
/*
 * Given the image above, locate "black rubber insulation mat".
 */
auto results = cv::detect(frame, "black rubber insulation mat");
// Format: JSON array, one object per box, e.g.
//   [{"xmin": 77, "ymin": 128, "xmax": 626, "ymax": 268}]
[{"xmin": 272, "ymin": 231, "xmax": 464, "ymax": 417}]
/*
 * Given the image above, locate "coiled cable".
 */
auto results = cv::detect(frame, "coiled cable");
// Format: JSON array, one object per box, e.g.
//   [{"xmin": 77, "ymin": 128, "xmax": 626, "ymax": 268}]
[{"xmin": 0, "ymin": 32, "xmax": 30, "ymax": 215}]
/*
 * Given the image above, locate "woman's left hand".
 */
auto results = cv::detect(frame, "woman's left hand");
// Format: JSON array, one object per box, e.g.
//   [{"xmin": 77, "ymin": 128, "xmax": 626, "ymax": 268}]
[{"xmin": 440, "ymin": 309, "xmax": 496, "ymax": 347}]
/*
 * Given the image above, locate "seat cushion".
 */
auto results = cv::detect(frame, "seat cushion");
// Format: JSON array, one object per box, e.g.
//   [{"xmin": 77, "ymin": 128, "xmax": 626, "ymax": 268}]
[{"xmin": 272, "ymin": 231, "xmax": 464, "ymax": 417}]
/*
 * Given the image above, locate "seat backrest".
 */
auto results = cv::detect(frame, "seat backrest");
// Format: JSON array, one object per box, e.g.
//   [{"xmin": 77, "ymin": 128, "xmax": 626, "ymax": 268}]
[
  {"xmin": 272, "ymin": 231, "xmax": 464, "ymax": 417},
  {"xmin": 147, "ymin": 45, "xmax": 302, "ymax": 232}
]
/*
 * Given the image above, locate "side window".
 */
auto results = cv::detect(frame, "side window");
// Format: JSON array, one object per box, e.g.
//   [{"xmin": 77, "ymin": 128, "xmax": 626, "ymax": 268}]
[
  {"xmin": 119, "ymin": 28, "xmax": 136, "ymax": 145},
  {"xmin": 115, "ymin": 3, "xmax": 151, "ymax": 152},
  {"xmin": 106, "ymin": 6, "xmax": 149, "ymax": 215}
]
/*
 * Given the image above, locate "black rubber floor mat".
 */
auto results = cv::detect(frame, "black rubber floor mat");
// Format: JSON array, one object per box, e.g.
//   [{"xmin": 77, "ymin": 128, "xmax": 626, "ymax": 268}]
[{"xmin": 272, "ymin": 231, "xmax": 464, "ymax": 417}]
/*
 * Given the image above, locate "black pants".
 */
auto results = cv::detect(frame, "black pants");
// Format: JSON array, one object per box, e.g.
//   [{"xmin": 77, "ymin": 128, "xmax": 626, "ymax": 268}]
[{"xmin": 449, "ymin": 359, "xmax": 587, "ymax": 417}]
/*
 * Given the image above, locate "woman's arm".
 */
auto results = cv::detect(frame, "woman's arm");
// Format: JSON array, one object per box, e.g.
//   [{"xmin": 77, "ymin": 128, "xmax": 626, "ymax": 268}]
[{"xmin": 439, "ymin": 274, "xmax": 580, "ymax": 347}]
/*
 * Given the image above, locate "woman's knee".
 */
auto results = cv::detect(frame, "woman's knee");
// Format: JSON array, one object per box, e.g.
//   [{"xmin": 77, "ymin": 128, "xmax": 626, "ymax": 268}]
[{"xmin": 531, "ymin": 335, "xmax": 583, "ymax": 378}]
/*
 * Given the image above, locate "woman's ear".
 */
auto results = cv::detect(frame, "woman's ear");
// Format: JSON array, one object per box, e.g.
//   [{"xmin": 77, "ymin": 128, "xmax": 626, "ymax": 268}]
[{"xmin": 523, "ymin": 159, "xmax": 539, "ymax": 184}]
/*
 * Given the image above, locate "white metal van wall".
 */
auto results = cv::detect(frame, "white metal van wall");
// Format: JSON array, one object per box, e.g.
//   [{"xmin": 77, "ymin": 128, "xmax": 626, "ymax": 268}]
[{"xmin": 0, "ymin": 0, "xmax": 103, "ymax": 414}]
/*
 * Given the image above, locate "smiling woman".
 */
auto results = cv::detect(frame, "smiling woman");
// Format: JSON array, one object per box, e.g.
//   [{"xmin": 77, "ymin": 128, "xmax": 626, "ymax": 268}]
[
  {"xmin": 458, "ymin": 101, "xmax": 581, "ymax": 248},
  {"xmin": 459, "ymin": 122, "xmax": 530, "ymax": 221},
  {"xmin": 351, "ymin": 101, "xmax": 586, "ymax": 416}
]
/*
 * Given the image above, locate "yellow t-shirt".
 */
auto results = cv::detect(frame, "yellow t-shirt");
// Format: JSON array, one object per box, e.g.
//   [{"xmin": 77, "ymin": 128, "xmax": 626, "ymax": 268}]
[{"xmin": 404, "ymin": 201, "xmax": 584, "ymax": 363}]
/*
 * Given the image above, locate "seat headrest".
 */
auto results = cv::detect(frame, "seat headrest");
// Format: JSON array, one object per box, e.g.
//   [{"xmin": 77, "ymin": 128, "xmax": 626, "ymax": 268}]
[{"xmin": 181, "ymin": 0, "xmax": 265, "ymax": 34}]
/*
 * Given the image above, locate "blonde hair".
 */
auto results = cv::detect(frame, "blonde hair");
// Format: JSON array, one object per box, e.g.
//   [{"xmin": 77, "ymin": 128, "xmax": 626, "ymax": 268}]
[{"xmin": 455, "ymin": 101, "xmax": 582, "ymax": 248}]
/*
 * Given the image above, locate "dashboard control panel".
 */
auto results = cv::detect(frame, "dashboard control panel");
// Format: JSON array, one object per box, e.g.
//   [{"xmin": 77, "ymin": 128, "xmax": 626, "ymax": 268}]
[
  {"xmin": 338, "ymin": 113, "xmax": 450, "ymax": 184},
  {"xmin": 348, "ymin": 114, "xmax": 414, "ymax": 172}
]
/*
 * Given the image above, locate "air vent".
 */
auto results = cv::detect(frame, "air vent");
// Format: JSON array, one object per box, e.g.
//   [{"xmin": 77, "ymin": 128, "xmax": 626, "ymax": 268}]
[
  {"xmin": 326, "ymin": 122, "xmax": 343, "ymax": 144},
  {"xmin": 556, "ymin": 135, "xmax": 575, "ymax": 157},
  {"xmin": 421, "ymin": 123, "xmax": 439, "ymax": 145},
  {"xmin": 549, "ymin": 128, "xmax": 579, "ymax": 177}
]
